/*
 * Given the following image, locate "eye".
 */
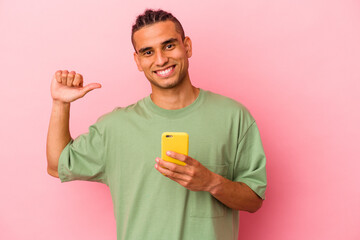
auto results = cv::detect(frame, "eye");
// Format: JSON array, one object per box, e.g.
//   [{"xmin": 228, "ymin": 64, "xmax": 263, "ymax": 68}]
[
  {"xmin": 143, "ymin": 50, "xmax": 153, "ymax": 56},
  {"xmin": 166, "ymin": 44, "xmax": 174, "ymax": 50}
]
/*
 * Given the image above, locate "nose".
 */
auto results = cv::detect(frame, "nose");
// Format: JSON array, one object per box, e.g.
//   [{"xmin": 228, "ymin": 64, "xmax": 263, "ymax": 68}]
[{"xmin": 154, "ymin": 50, "xmax": 168, "ymax": 67}]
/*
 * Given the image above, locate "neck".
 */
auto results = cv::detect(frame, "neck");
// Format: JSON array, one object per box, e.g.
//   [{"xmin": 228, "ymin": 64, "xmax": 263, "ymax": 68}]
[{"xmin": 150, "ymin": 80, "xmax": 200, "ymax": 110}]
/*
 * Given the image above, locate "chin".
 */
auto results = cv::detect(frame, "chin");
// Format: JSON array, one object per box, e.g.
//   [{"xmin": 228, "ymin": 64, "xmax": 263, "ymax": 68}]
[
  {"xmin": 154, "ymin": 82, "xmax": 179, "ymax": 90},
  {"xmin": 149, "ymin": 78, "xmax": 183, "ymax": 90}
]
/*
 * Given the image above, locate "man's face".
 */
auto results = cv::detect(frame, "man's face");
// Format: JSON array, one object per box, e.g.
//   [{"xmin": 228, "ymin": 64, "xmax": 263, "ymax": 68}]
[{"xmin": 133, "ymin": 20, "xmax": 192, "ymax": 90}]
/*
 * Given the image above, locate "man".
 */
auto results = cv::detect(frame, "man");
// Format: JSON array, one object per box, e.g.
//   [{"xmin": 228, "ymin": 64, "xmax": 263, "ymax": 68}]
[{"xmin": 47, "ymin": 9, "xmax": 267, "ymax": 240}]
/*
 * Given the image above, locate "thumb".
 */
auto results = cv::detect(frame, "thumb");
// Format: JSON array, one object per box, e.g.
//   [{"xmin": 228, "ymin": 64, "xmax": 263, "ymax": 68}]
[{"xmin": 81, "ymin": 83, "xmax": 102, "ymax": 95}]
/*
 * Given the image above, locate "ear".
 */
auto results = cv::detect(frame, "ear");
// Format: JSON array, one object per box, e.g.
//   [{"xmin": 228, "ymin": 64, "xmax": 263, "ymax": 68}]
[
  {"xmin": 183, "ymin": 36, "xmax": 192, "ymax": 58},
  {"xmin": 133, "ymin": 52, "xmax": 143, "ymax": 72}
]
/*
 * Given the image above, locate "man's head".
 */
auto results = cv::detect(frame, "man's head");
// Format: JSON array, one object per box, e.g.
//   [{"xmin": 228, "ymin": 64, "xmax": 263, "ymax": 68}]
[
  {"xmin": 132, "ymin": 9, "xmax": 192, "ymax": 91},
  {"xmin": 131, "ymin": 9, "xmax": 185, "ymax": 51}
]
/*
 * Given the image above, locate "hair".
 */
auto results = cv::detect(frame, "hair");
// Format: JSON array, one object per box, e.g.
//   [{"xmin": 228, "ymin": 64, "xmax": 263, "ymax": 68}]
[{"xmin": 131, "ymin": 9, "xmax": 185, "ymax": 51}]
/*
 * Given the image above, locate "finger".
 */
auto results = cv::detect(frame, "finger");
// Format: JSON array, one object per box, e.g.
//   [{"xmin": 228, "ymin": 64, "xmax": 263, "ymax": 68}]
[
  {"xmin": 67, "ymin": 71, "xmax": 76, "ymax": 87},
  {"xmin": 61, "ymin": 70, "xmax": 69, "ymax": 85},
  {"xmin": 157, "ymin": 158, "xmax": 195, "ymax": 177},
  {"xmin": 80, "ymin": 83, "xmax": 102, "ymax": 95},
  {"xmin": 155, "ymin": 163, "xmax": 190, "ymax": 182},
  {"xmin": 167, "ymin": 174, "xmax": 191, "ymax": 184},
  {"xmin": 55, "ymin": 70, "xmax": 62, "ymax": 83},
  {"xmin": 166, "ymin": 151, "xmax": 191, "ymax": 165},
  {"xmin": 157, "ymin": 157, "xmax": 186, "ymax": 173},
  {"xmin": 73, "ymin": 73, "xmax": 83, "ymax": 87}
]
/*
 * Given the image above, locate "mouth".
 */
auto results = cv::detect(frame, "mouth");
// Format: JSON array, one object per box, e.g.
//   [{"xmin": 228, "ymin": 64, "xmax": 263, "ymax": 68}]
[{"xmin": 153, "ymin": 65, "xmax": 176, "ymax": 78}]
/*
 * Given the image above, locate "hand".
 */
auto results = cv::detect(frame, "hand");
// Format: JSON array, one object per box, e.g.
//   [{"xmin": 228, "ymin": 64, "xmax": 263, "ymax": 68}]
[
  {"xmin": 51, "ymin": 70, "xmax": 101, "ymax": 103},
  {"xmin": 155, "ymin": 151, "xmax": 220, "ymax": 192}
]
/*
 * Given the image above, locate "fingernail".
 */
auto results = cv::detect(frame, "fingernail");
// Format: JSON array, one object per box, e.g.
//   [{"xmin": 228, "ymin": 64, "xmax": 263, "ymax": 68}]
[
  {"xmin": 155, "ymin": 158, "xmax": 159, "ymax": 163},
  {"xmin": 167, "ymin": 151, "xmax": 172, "ymax": 156},
  {"xmin": 155, "ymin": 164, "xmax": 158, "ymax": 169}
]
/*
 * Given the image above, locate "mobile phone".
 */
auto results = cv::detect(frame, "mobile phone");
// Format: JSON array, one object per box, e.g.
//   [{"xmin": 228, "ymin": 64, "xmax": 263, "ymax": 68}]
[{"xmin": 161, "ymin": 132, "xmax": 189, "ymax": 166}]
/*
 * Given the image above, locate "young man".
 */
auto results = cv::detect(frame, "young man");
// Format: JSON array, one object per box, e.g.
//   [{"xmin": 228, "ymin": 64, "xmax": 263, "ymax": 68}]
[{"xmin": 47, "ymin": 9, "xmax": 267, "ymax": 240}]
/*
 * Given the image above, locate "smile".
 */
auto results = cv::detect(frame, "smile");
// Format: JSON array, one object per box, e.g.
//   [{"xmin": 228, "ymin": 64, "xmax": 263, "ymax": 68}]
[{"xmin": 154, "ymin": 65, "xmax": 175, "ymax": 78}]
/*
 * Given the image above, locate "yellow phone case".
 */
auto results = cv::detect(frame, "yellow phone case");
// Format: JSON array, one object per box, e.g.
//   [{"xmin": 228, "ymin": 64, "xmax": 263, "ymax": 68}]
[{"xmin": 161, "ymin": 132, "xmax": 189, "ymax": 166}]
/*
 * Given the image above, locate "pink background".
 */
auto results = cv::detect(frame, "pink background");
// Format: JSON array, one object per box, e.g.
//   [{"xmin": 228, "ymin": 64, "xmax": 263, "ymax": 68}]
[{"xmin": 1, "ymin": 0, "xmax": 359, "ymax": 239}]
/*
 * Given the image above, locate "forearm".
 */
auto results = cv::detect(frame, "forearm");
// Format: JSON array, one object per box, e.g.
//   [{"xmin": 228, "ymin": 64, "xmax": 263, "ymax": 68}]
[
  {"xmin": 46, "ymin": 100, "xmax": 72, "ymax": 177},
  {"xmin": 209, "ymin": 174, "xmax": 263, "ymax": 213}
]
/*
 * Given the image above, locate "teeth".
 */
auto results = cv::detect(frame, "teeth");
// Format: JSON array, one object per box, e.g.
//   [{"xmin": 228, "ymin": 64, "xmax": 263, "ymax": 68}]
[{"xmin": 157, "ymin": 66, "xmax": 173, "ymax": 76}]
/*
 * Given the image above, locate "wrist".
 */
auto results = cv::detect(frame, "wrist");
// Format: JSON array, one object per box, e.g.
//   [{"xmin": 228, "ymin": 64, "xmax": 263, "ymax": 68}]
[
  {"xmin": 208, "ymin": 172, "xmax": 226, "ymax": 195},
  {"xmin": 52, "ymin": 99, "xmax": 70, "ymax": 108}
]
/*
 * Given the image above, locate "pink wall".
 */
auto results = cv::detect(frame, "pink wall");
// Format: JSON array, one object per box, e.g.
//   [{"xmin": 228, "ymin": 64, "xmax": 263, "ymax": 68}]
[{"xmin": 1, "ymin": 0, "xmax": 359, "ymax": 239}]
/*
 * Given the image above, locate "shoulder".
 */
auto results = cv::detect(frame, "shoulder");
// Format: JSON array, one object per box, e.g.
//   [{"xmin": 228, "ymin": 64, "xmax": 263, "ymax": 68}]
[
  {"xmin": 94, "ymin": 97, "xmax": 148, "ymax": 125},
  {"xmin": 201, "ymin": 90, "xmax": 259, "ymax": 141},
  {"xmin": 202, "ymin": 89, "xmax": 255, "ymax": 122}
]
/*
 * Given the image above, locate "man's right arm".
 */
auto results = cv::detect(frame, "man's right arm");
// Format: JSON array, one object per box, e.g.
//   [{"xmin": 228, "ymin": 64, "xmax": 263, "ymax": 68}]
[{"xmin": 46, "ymin": 70, "xmax": 101, "ymax": 178}]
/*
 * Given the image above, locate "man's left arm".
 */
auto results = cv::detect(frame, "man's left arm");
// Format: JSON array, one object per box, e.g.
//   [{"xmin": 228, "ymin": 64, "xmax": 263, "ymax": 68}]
[{"xmin": 155, "ymin": 151, "xmax": 263, "ymax": 213}]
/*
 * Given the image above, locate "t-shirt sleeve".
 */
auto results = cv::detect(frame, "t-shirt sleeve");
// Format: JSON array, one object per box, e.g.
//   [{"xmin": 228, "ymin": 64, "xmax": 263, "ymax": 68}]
[
  {"xmin": 58, "ymin": 122, "xmax": 107, "ymax": 185},
  {"xmin": 233, "ymin": 121, "xmax": 267, "ymax": 199}
]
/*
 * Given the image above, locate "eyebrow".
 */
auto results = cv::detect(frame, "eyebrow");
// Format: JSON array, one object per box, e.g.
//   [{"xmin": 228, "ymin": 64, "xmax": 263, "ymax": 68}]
[
  {"xmin": 138, "ymin": 38, "xmax": 179, "ymax": 54},
  {"xmin": 162, "ymin": 38, "xmax": 178, "ymax": 46},
  {"xmin": 138, "ymin": 47, "xmax": 152, "ymax": 54}
]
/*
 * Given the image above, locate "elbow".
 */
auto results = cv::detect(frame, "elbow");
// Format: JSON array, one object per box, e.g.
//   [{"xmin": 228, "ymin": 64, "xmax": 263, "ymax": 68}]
[
  {"xmin": 47, "ymin": 165, "xmax": 59, "ymax": 178},
  {"xmin": 247, "ymin": 198, "xmax": 264, "ymax": 213},
  {"xmin": 46, "ymin": 152, "xmax": 59, "ymax": 178}
]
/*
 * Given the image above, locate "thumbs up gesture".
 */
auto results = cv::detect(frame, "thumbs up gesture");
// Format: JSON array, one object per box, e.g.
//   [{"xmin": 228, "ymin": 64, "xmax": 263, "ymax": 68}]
[{"xmin": 51, "ymin": 70, "xmax": 101, "ymax": 103}]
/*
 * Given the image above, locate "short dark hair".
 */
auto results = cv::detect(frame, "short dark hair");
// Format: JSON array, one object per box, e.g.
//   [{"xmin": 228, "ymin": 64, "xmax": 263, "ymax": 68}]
[{"xmin": 131, "ymin": 9, "xmax": 185, "ymax": 51}]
